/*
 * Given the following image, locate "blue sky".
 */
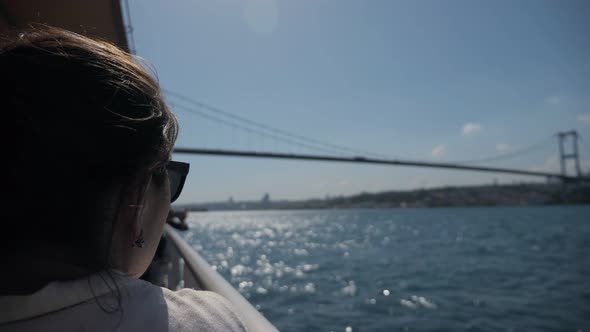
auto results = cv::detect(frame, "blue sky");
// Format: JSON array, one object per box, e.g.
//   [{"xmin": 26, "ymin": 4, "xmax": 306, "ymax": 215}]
[{"xmin": 127, "ymin": 0, "xmax": 590, "ymax": 203}]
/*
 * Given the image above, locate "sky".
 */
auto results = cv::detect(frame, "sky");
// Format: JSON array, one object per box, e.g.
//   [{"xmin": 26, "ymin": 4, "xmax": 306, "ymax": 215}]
[{"xmin": 126, "ymin": 0, "xmax": 590, "ymax": 203}]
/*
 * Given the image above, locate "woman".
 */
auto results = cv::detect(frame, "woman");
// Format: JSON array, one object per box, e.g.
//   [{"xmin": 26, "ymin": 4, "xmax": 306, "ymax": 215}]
[{"xmin": 0, "ymin": 27, "xmax": 246, "ymax": 331}]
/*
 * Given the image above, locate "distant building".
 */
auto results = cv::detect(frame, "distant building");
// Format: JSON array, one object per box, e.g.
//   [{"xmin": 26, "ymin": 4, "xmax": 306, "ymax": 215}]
[{"xmin": 262, "ymin": 193, "xmax": 270, "ymax": 204}]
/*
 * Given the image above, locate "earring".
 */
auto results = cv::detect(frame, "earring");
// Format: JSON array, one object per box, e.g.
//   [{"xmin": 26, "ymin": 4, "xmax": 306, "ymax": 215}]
[{"xmin": 133, "ymin": 229, "xmax": 145, "ymax": 248}]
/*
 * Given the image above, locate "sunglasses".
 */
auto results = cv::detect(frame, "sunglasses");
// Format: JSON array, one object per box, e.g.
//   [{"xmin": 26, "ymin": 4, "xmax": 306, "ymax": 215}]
[{"xmin": 166, "ymin": 161, "xmax": 190, "ymax": 203}]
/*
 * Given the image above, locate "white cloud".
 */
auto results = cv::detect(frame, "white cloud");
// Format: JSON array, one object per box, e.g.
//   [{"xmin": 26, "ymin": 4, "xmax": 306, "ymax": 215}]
[
  {"xmin": 545, "ymin": 96, "xmax": 561, "ymax": 105},
  {"xmin": 431, "ymin": 145, "xmax": 446, "ymax": 157},
  {"xmin": 462, "ymin": 122, "xmax": 481, "ymax": 136},
  {"xmin": 244, "ymin": 0, "xmax": 279, "ymax": 34},
  {"xmin": 496, "ymin": 143, "xmax": 511, "ymax": 152},
  {"xmin": 577, "ymin": 113, "xmax": 590, "ymax": 126}
]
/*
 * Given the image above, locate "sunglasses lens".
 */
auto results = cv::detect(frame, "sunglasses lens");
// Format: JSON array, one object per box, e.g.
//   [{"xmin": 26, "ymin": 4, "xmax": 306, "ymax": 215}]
[
  {"xmin": 166, "ymin": 161, "xmax": 189, "ymax": 203},
  {"xmin": 168, "ymin": 170, "xmax": 182, "ymax": 202}
]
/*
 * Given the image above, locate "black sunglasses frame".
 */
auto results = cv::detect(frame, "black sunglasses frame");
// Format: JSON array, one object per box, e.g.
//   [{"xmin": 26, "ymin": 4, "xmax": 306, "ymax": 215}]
[{"xmin": 166, "ymin": 160, "xmax": 190, "ymax": 203}]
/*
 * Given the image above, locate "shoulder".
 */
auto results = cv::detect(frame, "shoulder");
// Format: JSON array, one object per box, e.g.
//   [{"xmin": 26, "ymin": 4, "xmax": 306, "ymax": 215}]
[
  {"xmin": 117, "ymin": 276, "xmax": 248, "ymax": 332},
  {"xmin": 161, "ymin": 288, "xmax": 248, "ymax": 332}
]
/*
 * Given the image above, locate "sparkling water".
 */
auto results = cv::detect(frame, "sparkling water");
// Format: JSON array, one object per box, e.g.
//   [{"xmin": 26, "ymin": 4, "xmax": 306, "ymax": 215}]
[{"xmin": 180, "ymin": 206, "xmax": 590, "ymax": 331}]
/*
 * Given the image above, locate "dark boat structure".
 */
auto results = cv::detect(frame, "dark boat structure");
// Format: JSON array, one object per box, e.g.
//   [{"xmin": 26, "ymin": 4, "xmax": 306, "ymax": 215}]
[{"xmin": 0, "ymin": 1, "xmax": 278, "ymax": 330}]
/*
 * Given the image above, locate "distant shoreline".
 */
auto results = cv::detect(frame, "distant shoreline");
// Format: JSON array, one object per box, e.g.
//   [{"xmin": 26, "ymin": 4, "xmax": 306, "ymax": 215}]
[{"xmin": 175, "ymin": 183, "xmax": 590, "ymax": 212}]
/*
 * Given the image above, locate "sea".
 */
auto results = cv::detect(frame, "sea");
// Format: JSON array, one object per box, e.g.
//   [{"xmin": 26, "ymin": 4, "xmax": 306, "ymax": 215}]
[{"xmin": 179, "ymin": 206, "xmax": 590, "ymax": 332}]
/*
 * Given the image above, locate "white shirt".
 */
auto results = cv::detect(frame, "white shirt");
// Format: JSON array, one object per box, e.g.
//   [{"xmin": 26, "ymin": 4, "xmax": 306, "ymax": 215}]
[{"xmin": 0, "ymin": 271, "xmax": 248, "ymax": 331}]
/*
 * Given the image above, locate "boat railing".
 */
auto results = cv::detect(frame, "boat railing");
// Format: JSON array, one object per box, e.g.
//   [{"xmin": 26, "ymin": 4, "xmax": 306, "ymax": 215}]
[{"xmin": 161, "ymin": 224, "xmax": 279, "ymax": 332}]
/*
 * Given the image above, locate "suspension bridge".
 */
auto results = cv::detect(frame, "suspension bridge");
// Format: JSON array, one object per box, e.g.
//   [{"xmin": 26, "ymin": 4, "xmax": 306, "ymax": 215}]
[{"xmin": 166, "ymin": 90, "xmax": 589, "ymax": 183}]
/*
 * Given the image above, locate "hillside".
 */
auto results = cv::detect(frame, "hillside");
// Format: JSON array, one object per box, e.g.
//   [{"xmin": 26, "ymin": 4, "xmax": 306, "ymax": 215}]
[{"xmin": 178, "ymin": 183, "xmax": 590, "ymax": 211}]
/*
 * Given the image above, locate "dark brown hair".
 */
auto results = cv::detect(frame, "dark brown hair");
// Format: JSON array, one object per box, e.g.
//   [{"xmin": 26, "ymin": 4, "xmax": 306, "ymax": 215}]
[{"xmin": 0, "ymin": 26, "xmax": 177, "ymax": 266}]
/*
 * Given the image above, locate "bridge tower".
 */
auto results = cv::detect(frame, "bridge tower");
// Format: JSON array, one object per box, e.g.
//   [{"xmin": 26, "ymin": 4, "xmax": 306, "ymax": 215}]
[{"xmin": 557, "ymin": 130, "xmax": 582, "ymax": 178}]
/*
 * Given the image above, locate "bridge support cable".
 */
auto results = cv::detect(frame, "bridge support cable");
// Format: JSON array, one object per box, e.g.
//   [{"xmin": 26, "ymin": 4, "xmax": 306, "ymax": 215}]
[
  {"xmin": 164, "ymin": 89, "xmax": 392, "ymax": 159},
  {"xmin": 452, "ymin": 136, "xmax": 554, "ymax": 165},
  {"xmin": 170, "ymin": 103, "xmax": 353, "ymax": 156}
]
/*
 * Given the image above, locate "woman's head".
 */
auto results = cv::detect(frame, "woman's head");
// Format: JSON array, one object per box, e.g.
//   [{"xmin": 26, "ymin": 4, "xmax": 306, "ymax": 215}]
[{"xmin": 1, "ymin": 26, "xmax": 178, "ymax": 279}]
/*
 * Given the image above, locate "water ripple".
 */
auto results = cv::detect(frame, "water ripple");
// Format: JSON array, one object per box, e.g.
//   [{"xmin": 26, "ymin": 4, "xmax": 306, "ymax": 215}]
[{"xmin": 182, "ymin": 207, "xmax": 590, "ymax": 331}]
